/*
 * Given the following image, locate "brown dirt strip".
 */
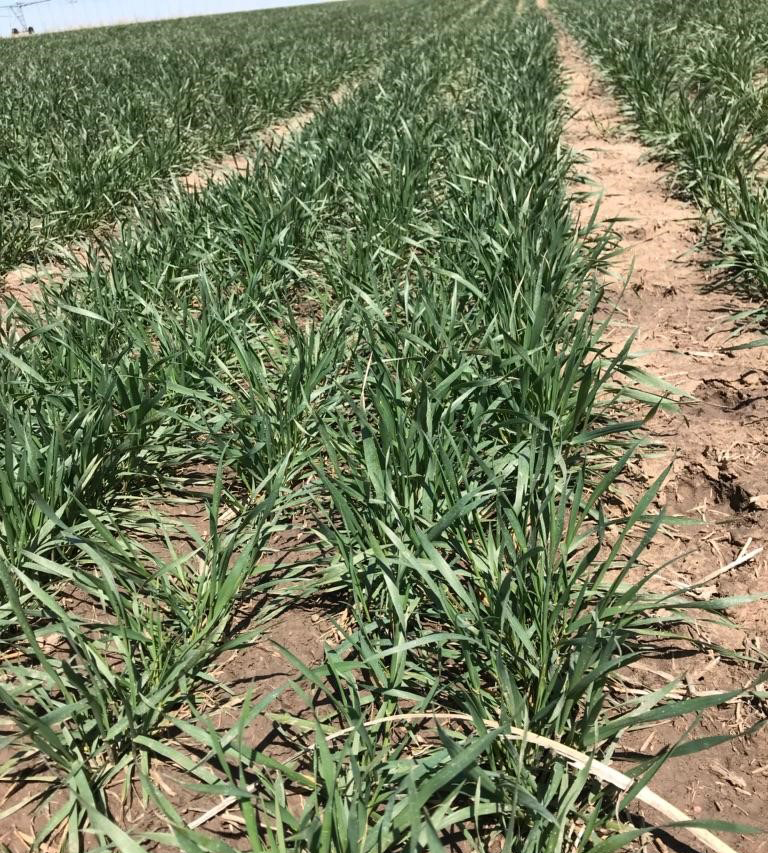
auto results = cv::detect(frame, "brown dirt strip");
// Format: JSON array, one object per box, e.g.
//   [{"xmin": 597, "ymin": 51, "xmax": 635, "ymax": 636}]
[
  {"xmin": 541, "ymin": 3, "xmax": 768, "ymax": 849},
  {"xmin": 179, "ymin": 83, "xmax": 352, "ymax": 192},
  {"xmin": 0, "ymin": 82, "xmax": 354, "ymax": 310}
]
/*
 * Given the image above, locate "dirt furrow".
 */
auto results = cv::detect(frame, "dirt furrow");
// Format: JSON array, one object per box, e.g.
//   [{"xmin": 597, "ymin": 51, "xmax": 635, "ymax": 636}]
[
  {"xmin": 548, "ymin": 14, "xmax": 768, "ymax": 849},
  {"xmin": 179, "ymin": 82, "xmax": 353, "ymax": 192},
  {"xmin": 0, "ymin": 82, "xmax": 355, "ymax": 308}
]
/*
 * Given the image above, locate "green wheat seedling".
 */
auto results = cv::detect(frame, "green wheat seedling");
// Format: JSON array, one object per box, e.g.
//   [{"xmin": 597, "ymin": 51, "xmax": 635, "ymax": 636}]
[
  {"xmin": 554, "ymin": 0, "xmax": 768, "ymax": 325},
  {"xmin": 0, "ymin": 2, "xmax": 760, "ymax": 851}
]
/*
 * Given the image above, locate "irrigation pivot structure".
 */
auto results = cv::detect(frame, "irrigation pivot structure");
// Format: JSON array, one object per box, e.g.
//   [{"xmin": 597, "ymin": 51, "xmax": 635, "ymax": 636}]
[{"xmin": 2, "ymin": 0, "xmax": 51, "ymax": 34}]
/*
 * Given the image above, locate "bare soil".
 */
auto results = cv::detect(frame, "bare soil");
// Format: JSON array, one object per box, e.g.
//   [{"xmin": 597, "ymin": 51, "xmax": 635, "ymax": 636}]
[
  {"xmin": 180, "ymin": 83, "xmax": 352, "ymax": 192},
  {"xmin": 0, "ymin": 82, "xmax": 354, "ymax": 308},
  {"xmin": 4, "ymin": 11, "xmax": 768, "ymax": 851},
  {"xmin": 552, "ymin": 19, "xmax": 768, "ymax": 853},
  {"xmin": 0, "ymin": 510, "xmax": 336, "ymax": 852},
  {"xmin": 0, "ymin": 83, "xmax": 356, "ymax": 850}
]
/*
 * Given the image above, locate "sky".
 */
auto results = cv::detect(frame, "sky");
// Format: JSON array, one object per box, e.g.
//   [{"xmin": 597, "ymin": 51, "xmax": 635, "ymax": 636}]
[{"xmin": 1, "ymin": 0, "xmax": 333, "ymax": 34}]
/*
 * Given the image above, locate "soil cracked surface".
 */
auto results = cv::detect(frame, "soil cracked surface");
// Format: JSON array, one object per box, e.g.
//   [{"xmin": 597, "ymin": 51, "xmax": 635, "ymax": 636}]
[{"xmin": 554, "ymin": 23, "xmax": 768, "ymax": 852}]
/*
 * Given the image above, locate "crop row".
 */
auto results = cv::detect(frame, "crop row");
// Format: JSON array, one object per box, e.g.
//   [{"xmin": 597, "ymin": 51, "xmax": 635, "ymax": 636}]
[
  {"xmin": 0, "ymin": 0, "xmax": 468, "ymax": 274},
  {"xmin": 0, "ymin": 0, "xmax": 743, "ymax": 850},
  {"xmin": 554, "ymin": 0, "xmax": 768, "ymax": 322}
]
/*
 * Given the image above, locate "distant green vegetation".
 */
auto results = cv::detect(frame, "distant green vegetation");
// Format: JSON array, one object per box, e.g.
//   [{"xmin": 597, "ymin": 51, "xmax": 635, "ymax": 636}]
[
  {"xmin": 0, "ymin": 0, "xmax": 439, "ymax": 272},
  {"xmin": 0, "ymin": 0, "xmax": 755, "ymax": 850},
  {"xmin": 555, "ymin": 0, "xmax": 768, "ymax": 318}
]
